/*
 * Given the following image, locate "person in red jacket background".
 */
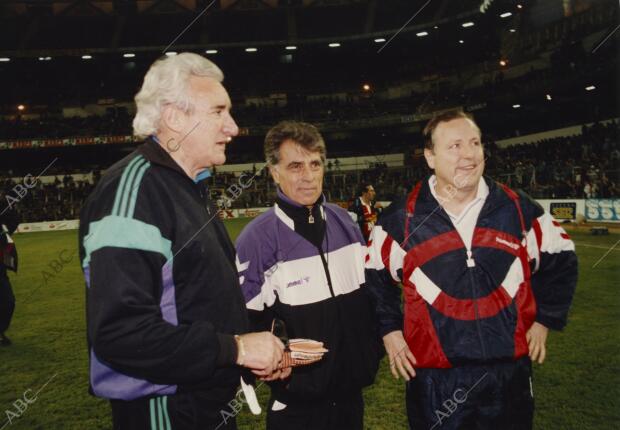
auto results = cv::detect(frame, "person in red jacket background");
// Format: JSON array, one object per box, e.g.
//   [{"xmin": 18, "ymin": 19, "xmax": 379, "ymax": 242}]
[{"xmin": 348, "ymin": 183, "xmax": 381, "ymax": 242}]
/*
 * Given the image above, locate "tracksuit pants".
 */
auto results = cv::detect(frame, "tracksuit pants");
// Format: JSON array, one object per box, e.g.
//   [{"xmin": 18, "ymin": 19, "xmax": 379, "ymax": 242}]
[
  {"xmin": 406, "ymin": 357, "xmax": 534, "ymax": 430},
  {"xmin": 266, "ymin": 390, "xmax": 364, "ymax": 430},
  {"xmin": 110, "ymin": 392, "xmax": 239, "ymax": 430}
]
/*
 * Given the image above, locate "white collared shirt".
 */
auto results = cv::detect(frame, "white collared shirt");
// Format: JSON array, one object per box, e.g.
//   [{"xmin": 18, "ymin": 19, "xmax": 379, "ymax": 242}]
[{"xmin": 428, "ymin": 175, "xmax": 489, "ymax": 256}]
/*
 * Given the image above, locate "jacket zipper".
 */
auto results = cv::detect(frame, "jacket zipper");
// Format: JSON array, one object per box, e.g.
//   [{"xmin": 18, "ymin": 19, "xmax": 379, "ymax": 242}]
[
  {"xmin": 198, "ymin": 184, "xmax": 211, "ymax": 215},
  {"xmin": 308, "ymin": 207, "xmax": 315, "ymax": 224},
  {"xmin": 437, "ymin": 208, "xmax": 488, "ymax": 361},
  {"xmin": 318, "ymin": 247, "xmax": 335, "ymax": 298},
  {"xmin": 468, "ymin": 264, "xmax": 488, "ymax": 361},
  {"xmin": 468, "ymin": 196, "xmax": 517, "ymax": 362},
  {"xmin": 314, "ymin": 209, "xmax": 334, "ymax": 297}
]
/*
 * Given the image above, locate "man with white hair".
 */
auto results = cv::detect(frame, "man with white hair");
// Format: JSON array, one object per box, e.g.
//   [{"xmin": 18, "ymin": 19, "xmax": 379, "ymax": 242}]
[{"xmin": 79, "ymin": 53, "xmax": 285, "ymax": 429}]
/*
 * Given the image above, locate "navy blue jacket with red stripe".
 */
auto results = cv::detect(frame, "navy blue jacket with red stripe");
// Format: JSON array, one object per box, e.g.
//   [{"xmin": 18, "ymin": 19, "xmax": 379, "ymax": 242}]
[{"xmin": 365, "ymin": 176, "xmax": 577, "ymax": 368}]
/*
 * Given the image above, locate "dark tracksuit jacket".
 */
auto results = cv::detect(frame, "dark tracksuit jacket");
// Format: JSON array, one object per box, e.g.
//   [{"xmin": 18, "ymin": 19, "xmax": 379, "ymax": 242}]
[
  {"xmin": 79, "ymin": 138, "xmax": 248, "ymax": 426},
  {"xmin": 366, "ymin": 176, "xmax": 578, "ymax": 428},
  {"xmin": 0, "ymin": 207, "xmax": 19, "ymax": 334},
  {"xmin": 235, "ymin": 190, "xmax": 383, "ymax": 404}
]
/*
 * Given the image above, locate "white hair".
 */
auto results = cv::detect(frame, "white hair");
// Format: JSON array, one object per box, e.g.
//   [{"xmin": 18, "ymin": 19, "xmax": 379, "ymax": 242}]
[{"xmin": 132, "ymin": 52, "xmax": 224, "ymax": 138}]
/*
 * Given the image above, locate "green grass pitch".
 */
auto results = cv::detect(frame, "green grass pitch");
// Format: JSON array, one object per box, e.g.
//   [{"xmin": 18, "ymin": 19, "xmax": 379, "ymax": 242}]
[{"xmin": 0, "ymin": 219, "xmax": 618, "ymax": 429}]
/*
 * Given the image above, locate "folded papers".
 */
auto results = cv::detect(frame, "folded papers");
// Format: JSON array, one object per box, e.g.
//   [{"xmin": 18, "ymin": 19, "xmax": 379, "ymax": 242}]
[{"xmin": 278, "ymin": 339, "xmax": 328, "ymax": 369}]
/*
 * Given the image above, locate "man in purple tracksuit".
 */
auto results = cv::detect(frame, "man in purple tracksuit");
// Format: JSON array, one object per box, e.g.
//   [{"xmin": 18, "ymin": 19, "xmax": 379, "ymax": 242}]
[{"xmin": 236, "ymin": 121, "xmax": 382, "ymax": 430}]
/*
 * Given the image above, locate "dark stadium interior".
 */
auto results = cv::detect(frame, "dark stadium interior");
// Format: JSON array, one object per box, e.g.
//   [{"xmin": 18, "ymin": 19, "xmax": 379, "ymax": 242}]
[
  {"xmin": 0, "ymin": 0, "xmax": 618, "ymax": 222},
  {"xmin": 1, "ymin": 3, "xmax": 619, "ymax": 430}
]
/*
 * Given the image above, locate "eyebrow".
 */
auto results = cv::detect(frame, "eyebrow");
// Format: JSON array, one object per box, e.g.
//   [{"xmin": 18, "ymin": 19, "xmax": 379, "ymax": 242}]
[
  {"xmin": 451, "ymin": 137, "xmax": 479, "ymax": 143},
  {"xmin": 286, "ymin": 159, "xmax": 321, "ymax": 167},
  {"xmin": 212, "ymin": 104, "xmax": 230, "ymax": 110}
]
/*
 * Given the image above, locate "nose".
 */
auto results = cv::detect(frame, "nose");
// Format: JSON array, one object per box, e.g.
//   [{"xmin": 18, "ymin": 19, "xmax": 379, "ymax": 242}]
[
  {"xmin": 223, "ymin": 112, "xmax": 239, "ymax": 137},
  {"xmin": 301, "ymin": 165, "xmax": 314, "ymax": 181},
  {"xmin": 460, "ymin": 142, "xmax": 475, "ymax": 159}
]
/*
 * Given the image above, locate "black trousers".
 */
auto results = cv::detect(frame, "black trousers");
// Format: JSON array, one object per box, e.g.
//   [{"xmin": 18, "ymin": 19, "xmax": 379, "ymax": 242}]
[
  {"xmin": 406, "ymin": 357, "xmax": 534, "ymax": 430},
  {"xmin": 0, "ymin": 268, "xmax": 15, "ymax": 334},
  {"xmin": 266, "ymin": 390, "xmax": 364, "ymax": 430},
  {"xmin": 110, "ymin": 392, "xmax": 239, "ymax": 430}
]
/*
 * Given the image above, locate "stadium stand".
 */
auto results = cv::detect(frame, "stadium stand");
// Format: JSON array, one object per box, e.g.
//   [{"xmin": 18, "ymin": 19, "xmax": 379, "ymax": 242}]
[
  {"xmin": 1, "ymin": 2, "xmax": 619, "ymax": 429},
  {"xmin": 0, "ymin": 0, "xmax": 617, "ymax": 223},
  {"xmin": 2, "ymin": 120, "xmax": 617, "ymax": 223}
]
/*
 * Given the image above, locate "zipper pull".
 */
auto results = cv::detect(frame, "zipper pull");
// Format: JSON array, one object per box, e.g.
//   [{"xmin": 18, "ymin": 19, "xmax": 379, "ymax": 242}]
[
  {"xmin": 308, "ymin": 208, "xmax": 315, "ymax": 224},
  {"xmin": 466, "ymin": 249, "xmax": 476, "ymax": 267},
  {"xmin": 202, "ymin": 187, "xmax": 211, "ymax": 215}
]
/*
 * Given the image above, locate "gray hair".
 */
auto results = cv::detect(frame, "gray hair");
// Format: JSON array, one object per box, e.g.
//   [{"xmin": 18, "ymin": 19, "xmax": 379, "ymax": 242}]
[
  {"xmin": 264, "ymin": 121, "xmax": 327, "ymax": 166},
  {"xmin": 132, "ymin": 52, "xmax": 224, "ymax": 138}
]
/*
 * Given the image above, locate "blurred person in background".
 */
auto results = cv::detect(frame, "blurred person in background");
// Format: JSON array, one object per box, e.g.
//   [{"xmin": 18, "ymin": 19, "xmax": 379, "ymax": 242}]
[
  {"xmin": 348, "ymin": 183, "xmax": 382, "ymax": 242},
  {"xmin": 0, "ymin": 203, "xmax": 19, "ymax": 346}
]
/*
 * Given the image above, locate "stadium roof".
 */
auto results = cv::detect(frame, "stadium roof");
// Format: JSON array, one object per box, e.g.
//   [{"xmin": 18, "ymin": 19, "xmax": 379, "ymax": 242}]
[{"xmin": 1, "ymin": 0, "xmax": 521, "ymax": 55}]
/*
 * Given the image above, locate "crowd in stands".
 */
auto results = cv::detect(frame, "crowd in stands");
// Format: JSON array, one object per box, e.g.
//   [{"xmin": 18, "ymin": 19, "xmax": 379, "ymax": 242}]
[
  {"xmin": 1, "ymin": 174, "xmax": 96, "ymax": 223},
  {"xmin": 1, "ymin": 121, "xmax": 617, "ymax": 223},
  {"xmin": 486, "ymin": 121, "xmax": 620, "ymax": 199},
  {"xmin": 0, "ymin": 110, "xmax": 132, "ymax": 140},
  {"xmin": 1, "ymin": 27, "xmax": 615, "ymax": 145}
]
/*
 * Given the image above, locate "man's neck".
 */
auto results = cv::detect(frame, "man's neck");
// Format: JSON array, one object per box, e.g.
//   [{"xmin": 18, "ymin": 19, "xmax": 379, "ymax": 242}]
[
  {"xmin": 434, "ymin": 179, "xmax": 478, "ymax": 216},
  {"xmin": 360, "ymin": 196, "xmax": 371, "ymax": 206}
]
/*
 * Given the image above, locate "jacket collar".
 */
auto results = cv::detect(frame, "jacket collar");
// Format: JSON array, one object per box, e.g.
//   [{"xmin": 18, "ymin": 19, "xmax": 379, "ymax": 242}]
[
  {"xmin": 136, "ymin": 136, "xmax": 211, "ymax": 183},
  {"xmin": 274, "ymin": 188, "xmax": 326, "ymax": 247},
  {"xmin": 276, "ymin": 187, "xmax": 326, "ymax": 208},
  {"xmin": 415, "ymin": 175, "xmax": 513, "ymax": 219},
  {"xmin": 275, "ymin": 188, "xmax": 326, "ymax": 228}
]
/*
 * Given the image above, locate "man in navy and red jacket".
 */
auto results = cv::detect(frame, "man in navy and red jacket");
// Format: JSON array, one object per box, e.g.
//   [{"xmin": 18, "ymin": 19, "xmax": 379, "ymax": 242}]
[{"xmin": 366, "ymin": 110, "xmax": 577, "ymax": 430}]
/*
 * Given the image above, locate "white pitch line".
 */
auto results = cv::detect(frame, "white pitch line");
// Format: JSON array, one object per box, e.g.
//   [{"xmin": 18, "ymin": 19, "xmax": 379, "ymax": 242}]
[
  {"xmin": 591, "ymin": 239, "xmax": 620, "ymax": 268},
  {"xmin": 576, "ymin": 243, "xmax": 620, "ymax": 251}
]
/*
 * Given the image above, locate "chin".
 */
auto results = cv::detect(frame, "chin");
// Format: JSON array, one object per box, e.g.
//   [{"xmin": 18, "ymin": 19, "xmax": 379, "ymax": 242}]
[
  {"xmin": 296, "ymin": 196, "xmax": 317, "ymax": 206},
  {"xmin": 210, "ymin": 156, "xmax": 226, "ymax": 166},
  {"xmin": 454, "ymin": 174, "xmax": 480, "ymax": 189}
]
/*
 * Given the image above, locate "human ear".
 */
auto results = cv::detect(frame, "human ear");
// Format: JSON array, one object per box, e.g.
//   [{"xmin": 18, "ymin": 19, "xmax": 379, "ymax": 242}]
[
  {"xmin": 424, "ymin": 148, "xmax": 436, "ymax": 170},
  {"xmin": 269, "ymin": 165, "xmax": 280, "ymax": 185},
  {"xmin": 161, "ymin": 105, "xmax": 185, "ymax": 134}
]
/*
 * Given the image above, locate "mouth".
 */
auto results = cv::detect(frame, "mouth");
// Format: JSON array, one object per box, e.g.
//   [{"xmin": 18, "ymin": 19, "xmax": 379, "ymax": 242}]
[{"xmin": 456, "ymin": 164, "xmax": 479, "ymax": 176}]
